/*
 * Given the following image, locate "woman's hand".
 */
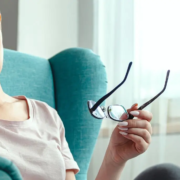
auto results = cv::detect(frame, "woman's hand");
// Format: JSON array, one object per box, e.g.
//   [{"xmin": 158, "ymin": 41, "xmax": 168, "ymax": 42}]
[
  {"xmin": 95, "ymin": 104, "xmax": 152, "ymax": 180},
  {"xmin": 108, "ymin": 103, "xmax": 153, "ymax": 164}
]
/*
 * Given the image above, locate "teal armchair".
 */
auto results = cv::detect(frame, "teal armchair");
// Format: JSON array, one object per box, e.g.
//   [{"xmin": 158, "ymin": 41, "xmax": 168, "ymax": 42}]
[{"xmin": 0, "ymin": 48, "xmax": 107, "ymax": 180}]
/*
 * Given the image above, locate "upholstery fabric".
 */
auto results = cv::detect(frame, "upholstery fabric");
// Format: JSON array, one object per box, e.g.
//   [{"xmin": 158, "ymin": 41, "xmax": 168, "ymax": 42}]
[
  {"xmin": 49, "ymin": 48, "xmax": 107, "ymax": 180},
  {"xmin": 0, "ymin": 157, "xmax": 22, "ymax": 180},
  {"xmin": 2, "ymin": 49, "xmax": 55, "ymax": 108}
]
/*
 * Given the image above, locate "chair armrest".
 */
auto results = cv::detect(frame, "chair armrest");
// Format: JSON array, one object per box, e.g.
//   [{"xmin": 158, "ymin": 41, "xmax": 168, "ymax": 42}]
[{"xmin": 0, "ymin": 156, "xmax": 22, "ymax": 180}]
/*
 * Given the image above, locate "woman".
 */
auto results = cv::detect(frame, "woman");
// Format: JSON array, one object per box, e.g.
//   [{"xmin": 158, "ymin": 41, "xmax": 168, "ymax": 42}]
[{"xmin": 0, "ymin": 12, "xmax": 177, "ymax": 180}]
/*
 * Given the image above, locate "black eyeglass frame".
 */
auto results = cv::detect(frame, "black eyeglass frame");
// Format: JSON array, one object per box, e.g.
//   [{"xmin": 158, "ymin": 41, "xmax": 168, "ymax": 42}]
[{"xmin": 87, "ymin": 62, "xmax": 170, "ymax": 121}]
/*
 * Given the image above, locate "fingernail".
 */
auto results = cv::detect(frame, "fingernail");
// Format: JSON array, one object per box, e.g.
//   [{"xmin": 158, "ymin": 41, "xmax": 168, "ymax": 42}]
[
  {"xmin": 119, "ymin": 131, "xmax": 128, "ymax": 135},
  {"xmin": 131, "ymin": 103, "xmax": 138, "ymax": 108},
  {"xmin": 118, "ymin": 121, "xmax": 128, "ymax": 126},
  {"xmin": 118, "ymin": 127, "xmax": 128, "ymax": 130},
  {"xmin": 130, "ymin": 111, "xmax": 139, "ymax": 116}
]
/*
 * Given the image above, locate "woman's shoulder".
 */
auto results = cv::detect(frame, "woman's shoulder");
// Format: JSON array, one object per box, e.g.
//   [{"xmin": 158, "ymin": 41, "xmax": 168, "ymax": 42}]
[
  {"xmin": 29, "ymin": 97, "xmax": 55, "ymax": 112},
  {"xmin": 28, "ymin": 97, "xmax": 61, "ymax": 126}
]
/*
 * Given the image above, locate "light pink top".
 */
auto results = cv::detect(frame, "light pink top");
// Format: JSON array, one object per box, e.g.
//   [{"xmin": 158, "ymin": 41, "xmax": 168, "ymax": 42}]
[{"xmin": 0, "ymin": 95, "xmax": 80, "ymax": 180}]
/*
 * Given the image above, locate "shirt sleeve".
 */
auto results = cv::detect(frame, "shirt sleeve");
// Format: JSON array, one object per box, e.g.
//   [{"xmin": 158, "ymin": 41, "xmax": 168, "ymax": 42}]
[{"xmin": 55, "ymin": 111, "xmax": 80, "ymax": 174}]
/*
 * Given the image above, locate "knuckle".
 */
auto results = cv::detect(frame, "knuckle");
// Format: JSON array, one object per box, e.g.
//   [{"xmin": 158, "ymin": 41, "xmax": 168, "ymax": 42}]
[
  {"xmin": 149, "ymin": 137, "xmax": 151, "ymax": 144},
  {"xmin": 135, "ymin": 126, "xmax": 151, "ymax": 145},
  {"xmin": 137, "ymin": 138, "xmax": 143, "ymax": 144},
  {"xmin": 138, "ymin": 142, "xmax": 146, "ymax": 153},
  {"xmin": 127, "ymin": 120, "xmax": 133, "ymax": 127},
  {"xmin": 142, "ymin": 129, "xmax": 148, "ymax": 137},
  {"xmin": 131, "ymin": 120, "xmax": 137, "ymax": 127},
  {"xmin": 144, "ymin": 121, "xmax": 150, "ymax": 129},
  {"xmin": 144, "ymin": 130, "xmax": 151, "ymax": 143},
  {"xmin": 142, "ymin": 110, "xmax": 153, "ymax": 121},
  {"xmin": 149, "ymin": 112, "xmax": 153, "ymax": 120},
  {"xmin": 142, "ymin": 144, "xmax": 148, "ymax": 152}
]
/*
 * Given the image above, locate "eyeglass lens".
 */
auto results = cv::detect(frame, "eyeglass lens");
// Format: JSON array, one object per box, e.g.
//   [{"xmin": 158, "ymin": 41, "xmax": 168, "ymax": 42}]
[
  {"xmin": 88, "ymin": 100, "xmax": 129, "ymax": 121},
  {"xmin": 108, "ymin": 105, "xmax": 129, "ymax": 121},
  {"xmin": 88, "ymin": 100, "xmax": 105, "ymax": 119}
]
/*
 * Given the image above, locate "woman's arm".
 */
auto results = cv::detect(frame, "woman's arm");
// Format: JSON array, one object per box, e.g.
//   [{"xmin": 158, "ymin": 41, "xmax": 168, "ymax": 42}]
[
  {"xmin": 66, "ymin": 170, "xmax": 76, "ymax": 180},
  {"xmin": 95, "ymin": 104, "xmax": 152, "ymax": 180},
  {"xmin": 95, "ymin": 145, "xmax": 126, "ymax": 180}
]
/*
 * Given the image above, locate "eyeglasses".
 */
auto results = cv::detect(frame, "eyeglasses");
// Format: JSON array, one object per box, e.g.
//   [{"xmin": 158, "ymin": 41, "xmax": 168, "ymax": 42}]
[{"xmin": 87, "ymin": 62, "xmax": 170, "ymax": 122}]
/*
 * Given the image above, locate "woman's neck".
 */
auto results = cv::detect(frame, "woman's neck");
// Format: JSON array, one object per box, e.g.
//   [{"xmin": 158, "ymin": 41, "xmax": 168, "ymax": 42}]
[{"xmin": 0, "ymin": 84, "xmax": 16, "ymax": 105}]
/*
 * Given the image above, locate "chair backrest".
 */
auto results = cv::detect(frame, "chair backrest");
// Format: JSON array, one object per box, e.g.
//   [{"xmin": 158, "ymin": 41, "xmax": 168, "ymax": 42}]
[
  {"xmin": 2, "ymin": 48, "xmax": 107, "ymax": 180},
  {"xmin": 2, "ymin": 49, "xmax": 55, "ymax": 107}
]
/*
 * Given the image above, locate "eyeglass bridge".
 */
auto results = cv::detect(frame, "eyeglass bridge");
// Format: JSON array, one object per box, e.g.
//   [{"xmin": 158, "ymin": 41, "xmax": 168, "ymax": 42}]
[{"xmin": 101, "ymin": 106, "xmax": 106, "ymax": 112}]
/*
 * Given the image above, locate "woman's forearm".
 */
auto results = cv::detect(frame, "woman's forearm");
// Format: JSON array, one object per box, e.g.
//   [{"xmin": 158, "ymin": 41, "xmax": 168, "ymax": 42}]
[{"xmin": 95, "ymin": 146, "xmax": 126, "ymax": 180}]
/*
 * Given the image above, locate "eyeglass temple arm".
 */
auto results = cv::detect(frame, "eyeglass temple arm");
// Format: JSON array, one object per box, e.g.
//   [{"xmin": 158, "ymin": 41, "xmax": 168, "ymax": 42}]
[
  {"xmin": 129, "ymin": 70, "xmax": 170, "ymax": 119},
  {"xmin": 91, "ymin": 62, "xmax": 133, "ymax": 112}
]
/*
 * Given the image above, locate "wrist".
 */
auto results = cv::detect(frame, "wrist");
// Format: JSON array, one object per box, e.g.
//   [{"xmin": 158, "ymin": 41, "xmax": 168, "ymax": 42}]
[
  {"xmin": 105, "ymin": 145, "xmax": 127, "ymax": 167},
  {"xmin": 95, "ymin": 145, "xmax": 127, "ymax": 180}
]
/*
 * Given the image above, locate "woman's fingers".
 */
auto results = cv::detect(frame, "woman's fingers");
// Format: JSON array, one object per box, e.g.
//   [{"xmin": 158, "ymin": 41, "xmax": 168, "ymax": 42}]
[
  {"xmin": 120, "ymin": 104, "xmax": 139, "ymax": 120},
  {"xmin": 127, "ymin": 103, "xmax": 138, "ymax": 113},
  {"xmin": 118, "ymin": 119, "xmax": 152, "ymax": 134},
  {"xmin": 119, "ymin": 127, "xmax": 151, "ymax": 144},
  {"xmin": 117, "ymin": 104, "xmax": 153, "ymax": 154},
  {"xmin": 120, "ymin": 133, "xmax": 149, "ymax": 153},
  {"xmin": 129, "ymin": 110, "xmax": 153, "ymax": 122},
  {"xmin": 127, "ymin": 104, "xmax": 153, "ymax": 122}
]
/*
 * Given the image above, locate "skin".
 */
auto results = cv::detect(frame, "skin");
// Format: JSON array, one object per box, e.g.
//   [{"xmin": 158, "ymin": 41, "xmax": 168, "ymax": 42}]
[
  {"xmin": 0, "ymin": 14, "xmax": 153, "ymax": 180},
  {"xmin": 95, "ymin": 104, "xmax": 152, "ymax": 180}
]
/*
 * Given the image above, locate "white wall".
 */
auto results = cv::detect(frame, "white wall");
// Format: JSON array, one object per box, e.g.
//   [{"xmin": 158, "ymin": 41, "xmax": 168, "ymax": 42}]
[
  {"xmin": 78, "ymin": 0, "xmax": 94, "ymax": 49},
  {"xmin": 18, "ymin": 0, "xmax": 78, "ymax": 59}
]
